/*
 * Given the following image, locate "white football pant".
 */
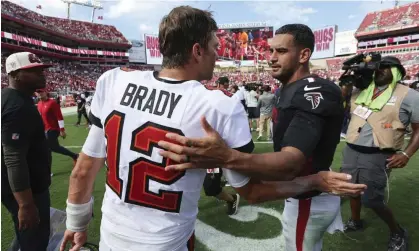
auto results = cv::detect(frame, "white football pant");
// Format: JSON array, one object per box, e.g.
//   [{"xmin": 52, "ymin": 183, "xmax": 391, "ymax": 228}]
[{"xmin": 282, "ymin": 193, "xmax": 343, "ymax": 251}]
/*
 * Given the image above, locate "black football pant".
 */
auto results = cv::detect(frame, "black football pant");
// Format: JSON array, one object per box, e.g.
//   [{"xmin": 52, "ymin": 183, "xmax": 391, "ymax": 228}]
[
  {"xmin": 46, "ymin": 130, "xmax": 78, "ymax": 160},
  {"xmin": 203, "ymin": 169, "xmax": 223, "ymax": 197},
  {"xmin": 2, "ymin": 189, "xmax": 50, "ymax": 251},
  {"xmin": 77, "ymin": 109, "xmax": 91, "ymax": 125}
]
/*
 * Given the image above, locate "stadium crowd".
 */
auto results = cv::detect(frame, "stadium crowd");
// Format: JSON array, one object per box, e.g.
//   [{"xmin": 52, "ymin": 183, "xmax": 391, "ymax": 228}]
[
  {"xmin": 1, "ymin": 0, "xmax": 128, "ymax": 44},
  {"xmin": 1, "ymin": 54, "xmax": 153, "ymax": 93},
  {"xmin": 357, "ymin": 2, "xmax": 419, "ymax": 33}
]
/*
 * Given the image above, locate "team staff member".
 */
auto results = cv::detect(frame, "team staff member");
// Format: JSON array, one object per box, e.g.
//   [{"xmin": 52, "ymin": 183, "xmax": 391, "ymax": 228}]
[
  {"xmin": 75, "ymin": 93, "xmax": 91, "ymax": 127},
  {"xmin": 246, "ymin": 85, "xmax": 259, "ymax": 131},
  {"xmin": 1, "ymin": 52, "xmax": 52, "ymax": 251},
  {"xmin": 257, "ymin": 85, "xmax": 275, "ymax": 141},
  {"xmin": 37, "ymin": 89, "xmax": 79, "ymax": 165},
  {"xmin": 159, "ymin": 24, "xmax": 353, "ymax": 251},
  {"xmin": 341, "ymin": 57, "xmax": 419, "ymax": 251}
]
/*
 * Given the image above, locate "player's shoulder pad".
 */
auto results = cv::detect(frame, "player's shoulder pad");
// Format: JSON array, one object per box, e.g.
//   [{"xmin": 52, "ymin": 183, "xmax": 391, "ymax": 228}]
[
  {"xmin": 196, "ymin": 85, "xmax": 245, "ymax": 117},
  {"xmin": 292, "ymin": 77, "xmax": 343, "ymax": 116},
  {"xmin": 95, "ymin": 67, "xmax": 120, "ymax": 87}
]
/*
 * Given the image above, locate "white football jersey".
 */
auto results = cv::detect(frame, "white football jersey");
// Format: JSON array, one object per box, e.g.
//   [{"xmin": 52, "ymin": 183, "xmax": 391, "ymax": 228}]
[{"xmin": 82, "ymin": 68, "xmax": 253, "ymax": 251}]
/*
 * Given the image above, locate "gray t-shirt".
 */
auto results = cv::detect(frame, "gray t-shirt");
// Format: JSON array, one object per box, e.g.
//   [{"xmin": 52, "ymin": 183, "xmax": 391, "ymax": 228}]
[
  {"xmin": 354, "ymin": 88, "xmax": 419, "ymax": 147},
  {"xmin": 257, "ymin": 92, "xmax": 275, "ymax": 115}
]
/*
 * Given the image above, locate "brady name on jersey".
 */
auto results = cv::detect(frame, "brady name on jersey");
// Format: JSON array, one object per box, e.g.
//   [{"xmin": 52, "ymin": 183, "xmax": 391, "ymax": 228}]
[
  {"xmin": 82, "ymin": 68, "xmax": 253, "ymax": 251},
  {"xmin": 119, "ymin": 82, "xmax": 183, "ymax": 119}
]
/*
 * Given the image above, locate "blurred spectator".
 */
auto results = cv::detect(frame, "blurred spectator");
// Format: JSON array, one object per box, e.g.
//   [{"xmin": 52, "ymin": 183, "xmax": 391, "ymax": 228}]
[{"xmin": 2, "ymin": 1, "xmax": 128, "ymax": 44}]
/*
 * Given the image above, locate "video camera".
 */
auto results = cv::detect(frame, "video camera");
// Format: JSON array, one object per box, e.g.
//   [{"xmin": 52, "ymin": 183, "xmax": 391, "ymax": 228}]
[{"xmin": 339, "ymin": 52, "xmax": 382, "ymax": 90}]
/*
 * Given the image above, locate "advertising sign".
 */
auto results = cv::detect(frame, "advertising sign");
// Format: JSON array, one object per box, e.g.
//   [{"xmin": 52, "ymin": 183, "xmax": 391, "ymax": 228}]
[
  {"xmin": 128, "ymin": 39, "xmax": 146, "ymax": 63},
  {"xmin": 335, "ymin": 30, "xmax": 357, "ymax": 56},
  {"xmin": 311, "ymin": 25, "xmax": 337, "ymax": 59},
  {"xmin": 144, "ymin": 34, "xmax": 162, "ymax": 65}
]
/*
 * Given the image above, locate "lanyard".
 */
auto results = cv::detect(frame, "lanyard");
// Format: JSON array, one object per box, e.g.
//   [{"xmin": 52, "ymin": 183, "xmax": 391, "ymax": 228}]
[{"xmin": 372, "ymin": 87, "xmax": 388, "ymax": 100}]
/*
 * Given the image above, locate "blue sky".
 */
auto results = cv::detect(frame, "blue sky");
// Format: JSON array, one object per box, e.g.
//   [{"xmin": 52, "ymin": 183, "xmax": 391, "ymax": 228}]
[{"xmin": 11, "ymin": 0, "xmax": 417, "ymax": 41}]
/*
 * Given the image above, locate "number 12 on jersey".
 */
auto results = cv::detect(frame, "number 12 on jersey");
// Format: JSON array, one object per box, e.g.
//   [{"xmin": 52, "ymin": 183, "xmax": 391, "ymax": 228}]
[{"xmin": 104, "ymin": 110, "xmax": 186, "ymax": 213}]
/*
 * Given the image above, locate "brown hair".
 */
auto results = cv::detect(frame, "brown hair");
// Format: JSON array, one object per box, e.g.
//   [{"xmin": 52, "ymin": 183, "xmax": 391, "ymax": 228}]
[{"xmin": 159, "ymin": 6, "xmax": 218, "ymax": 68}]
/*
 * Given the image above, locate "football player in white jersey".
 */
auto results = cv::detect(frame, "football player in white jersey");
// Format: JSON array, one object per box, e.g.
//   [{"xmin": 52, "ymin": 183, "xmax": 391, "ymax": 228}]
[{"xmin": 61, "ymin": 7, "xmax": 366, "ymax": 251}]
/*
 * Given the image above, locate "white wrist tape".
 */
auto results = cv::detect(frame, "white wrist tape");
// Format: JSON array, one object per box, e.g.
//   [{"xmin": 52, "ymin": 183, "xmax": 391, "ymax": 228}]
[
  {"xmin": 66, "ymin": 197, "xmax": 94, "ymax": 232},
  {"xmin": 58, "ymin": 120, "xmax": 65, "ymax": 129}
]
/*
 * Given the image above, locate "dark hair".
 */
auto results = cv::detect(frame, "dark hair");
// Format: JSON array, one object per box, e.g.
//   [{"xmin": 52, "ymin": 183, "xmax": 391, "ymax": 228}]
[
  {"xmin": 275, "ymin": 24, "xmax": 315, "ymax": 55},
  {"xmin": 159, "ymin": 6, "xmax": 218, "ymax": 68},
  {"xmin": 217, "ymin": 76, "xmax": 229, "ymax": 84},
  {"xmin": 263, "ymin": 85, "xmax": 271, "ymax": 92}
]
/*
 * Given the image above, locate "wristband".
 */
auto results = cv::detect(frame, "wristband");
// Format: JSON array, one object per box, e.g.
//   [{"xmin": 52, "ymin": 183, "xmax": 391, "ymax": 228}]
[
  {"xmin": 400, "ymin": 151, "xmax": 410, "ymax": 159},
  {"xmin": 66, "ymin": 197, "xmax": 94, "ymax": 232},
  {"xmin": 58, "ymin": 120, "xmax": 65, "ymax": 129}
]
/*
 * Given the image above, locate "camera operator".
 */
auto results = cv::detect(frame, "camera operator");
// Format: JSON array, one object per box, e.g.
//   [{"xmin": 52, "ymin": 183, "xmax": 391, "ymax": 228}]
[
  {"xmin": 341, "ymin": 56, "xmax": 419, "ymax": 251},
  {"xmin": 340, "ymin": 83, "xmax": 353, "ymax": 138}
]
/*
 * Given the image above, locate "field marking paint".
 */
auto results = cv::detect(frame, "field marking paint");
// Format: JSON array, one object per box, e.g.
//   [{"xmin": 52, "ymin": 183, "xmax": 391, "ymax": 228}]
[{"xmin": 195, "ymin": 205, "xmax": 285, "ymax": 251}]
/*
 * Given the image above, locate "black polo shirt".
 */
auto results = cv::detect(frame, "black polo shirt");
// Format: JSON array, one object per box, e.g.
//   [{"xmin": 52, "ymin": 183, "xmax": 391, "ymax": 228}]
[
  {"xmin": 1, "ymin": 88, "xmax": 51, "ymax": 196},
  {"xmin": 273, "ymin": 76, "xmax": 344, "ymax": 199},
  {"xmin": 77, "ymin": 96, "xmax": 86, "ymax": 111}
]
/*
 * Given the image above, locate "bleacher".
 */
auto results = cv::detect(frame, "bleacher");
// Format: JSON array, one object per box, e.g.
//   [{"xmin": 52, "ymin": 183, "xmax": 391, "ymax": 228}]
[
  {"xmin": 356, "ymin": 2, "xmax": 419, "ymax": 35},
  {"xmin": 1, "ymin": 54, "xmax": 153, "ymax": 93},
  {"xmin": 1, "ymin": 0, "xmax": 129, "ymax": 44}
]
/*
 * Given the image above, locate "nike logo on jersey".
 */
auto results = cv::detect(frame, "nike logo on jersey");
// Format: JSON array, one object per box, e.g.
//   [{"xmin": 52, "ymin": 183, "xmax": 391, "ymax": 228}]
[
  {"xmin": 304, "ymin": 85, "xmax": 321, "ymax": 91},
  {"xmin": 120, "ymin": 83, "xmax": 182, "ymax": 119}
]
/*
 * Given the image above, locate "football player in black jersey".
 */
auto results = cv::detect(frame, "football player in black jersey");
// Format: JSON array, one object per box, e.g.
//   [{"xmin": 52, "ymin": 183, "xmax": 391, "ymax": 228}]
[{"xmin": 159, "ymin": 24, "xmax": 367, "ymax": 251}]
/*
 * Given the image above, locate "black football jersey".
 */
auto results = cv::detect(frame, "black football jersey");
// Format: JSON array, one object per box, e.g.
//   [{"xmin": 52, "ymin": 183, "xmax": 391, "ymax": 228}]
[{"xmin": 273, "ymin": 76, "xmax": 344, "ymax": 199}]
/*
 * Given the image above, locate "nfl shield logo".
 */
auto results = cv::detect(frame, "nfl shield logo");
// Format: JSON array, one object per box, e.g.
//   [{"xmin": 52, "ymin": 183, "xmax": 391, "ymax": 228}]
[{"xmin": 11, "ymin": 133, "xmax": 20, "ymax": 140}]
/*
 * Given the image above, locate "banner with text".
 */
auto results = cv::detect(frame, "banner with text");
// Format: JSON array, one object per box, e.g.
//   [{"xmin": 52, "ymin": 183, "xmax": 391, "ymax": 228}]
[
  {"xmin": 128, "ymin": 39, "xmax": 146, "ymax": 63},
  {"xmin": 335, "ymin": 30, "xmax": 357, "ymax": 56},
  {"xmin": 145, "ymin": 34, "xmax": 162, "ymax": 65},
  {"xmin": 311, "ymin": 25, "xmax": 337, "ymax": 59},
  {"xmin": 1, "ymin": 31, "xmax": 129, "ymax": 57}
]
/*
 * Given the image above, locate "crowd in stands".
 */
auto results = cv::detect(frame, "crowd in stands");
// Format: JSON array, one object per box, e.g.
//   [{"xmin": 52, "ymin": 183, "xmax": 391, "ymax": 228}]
[
  {"xmin": 324, "ymin": 52, "xmax": 419, "ymax": 78},
  {"xmin": 1, "ymin": 1, "xmax": 128, "ymax": 44},
  {"xmin": 216, "ymin": 29, "xmax": 271, "ymax": 61},
  {"xmin": 357, "ymin": 2, "xmax": 419, "ymax": 33},
  {"xmin": 203, "ymin": 71, "xmax": 278, "ymax": 87},
  {"xmin": 1, "ymin": 54, "xmax": 153, "ymax": 93},
  {"xmin": 2, "ymin": 51, "xmax": 417, "ymax": 96}
]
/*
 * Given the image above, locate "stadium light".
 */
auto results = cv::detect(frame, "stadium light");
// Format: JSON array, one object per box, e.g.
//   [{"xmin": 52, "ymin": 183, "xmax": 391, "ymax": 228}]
[{"xmin": 61, "ymin": 0, "xmax": 103, "ymax": 22}]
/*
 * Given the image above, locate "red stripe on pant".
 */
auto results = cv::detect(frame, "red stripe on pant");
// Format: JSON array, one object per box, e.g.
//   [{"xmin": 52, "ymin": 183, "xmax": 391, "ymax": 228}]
[
  {"xmin": 296, "ymin": 199, "xmax": 312, "ymax": 251},
  {"xmin": 187, "ymin": 232, "xmax": 195, "ymax": 251}
]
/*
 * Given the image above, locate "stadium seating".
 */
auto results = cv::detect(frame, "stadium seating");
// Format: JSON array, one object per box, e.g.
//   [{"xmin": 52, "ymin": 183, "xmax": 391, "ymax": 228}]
[
  {"xmin": 358, "ymin": 13, "xmax": 378, "ymax": 32},
  {"xmin": 321, "ymin": 52, "xmax": 419, "ymax": 81},
  {"xmin": 1, "ymin": 54, "xmax": 153, "ymax": 93},
  {"xmin": 1, "ymin": 1, "xmax": 128, "ymax": 44},
  {"xmin": 202, "ymin": 71, "xmax": 278, "ymax": 88},
  {"xmin": 356, "ymin": 2, "xmax": 419, "ymax": 34}
]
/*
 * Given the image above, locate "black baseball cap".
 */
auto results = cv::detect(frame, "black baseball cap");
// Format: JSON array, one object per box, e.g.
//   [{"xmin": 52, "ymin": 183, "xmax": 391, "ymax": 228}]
[{"xmin": 380, "ymin": 56, "xmax": 406, "ymax": 78}]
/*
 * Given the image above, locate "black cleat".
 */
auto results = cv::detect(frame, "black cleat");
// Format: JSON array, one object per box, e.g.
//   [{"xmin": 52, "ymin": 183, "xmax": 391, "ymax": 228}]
[
  {"xmin": 388, "ymin": 226, "xmax": 408, "ymax": 251},
  {"xmin": 344, "ymin": 219, "xmax": 363, "ymax": 232},
  {"xmin": 227, "ymin": 194, "xmax": 240, "ymax": 215}
]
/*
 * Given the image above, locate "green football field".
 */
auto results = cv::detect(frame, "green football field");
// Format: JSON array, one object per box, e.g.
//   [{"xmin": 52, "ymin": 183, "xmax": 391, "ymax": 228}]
[{"xmin": 2, "ymin": 114, "xmax": 418, "ymax": 251}]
